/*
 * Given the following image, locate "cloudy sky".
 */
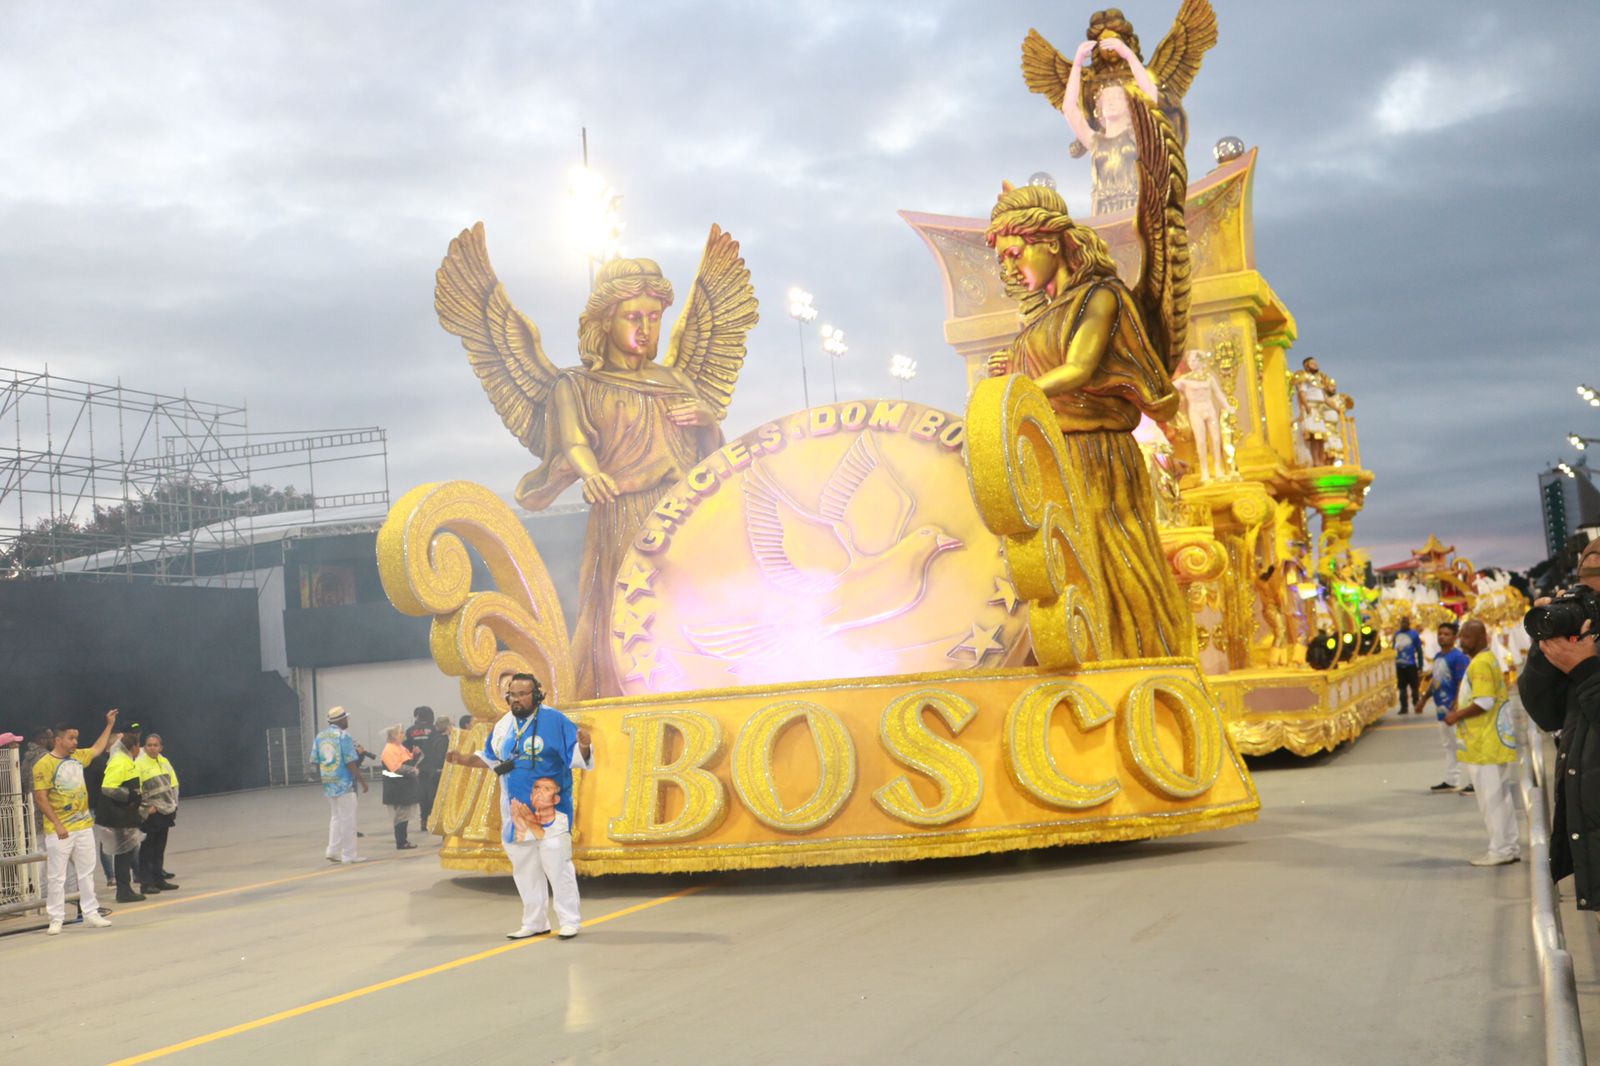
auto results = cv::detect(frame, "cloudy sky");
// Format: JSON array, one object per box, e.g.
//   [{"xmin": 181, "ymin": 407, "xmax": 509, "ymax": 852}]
[{"xmin": 2, "ymin": 0, "xmax": 1596, "ymax": 569}]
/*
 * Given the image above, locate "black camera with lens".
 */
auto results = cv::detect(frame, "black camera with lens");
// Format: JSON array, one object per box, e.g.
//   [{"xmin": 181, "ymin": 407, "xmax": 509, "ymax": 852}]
[
  {"xmin": 1524, "ymin": 585, "xmax": 1600, "ymax": 642},
  {"xmin": 493, "ymin": 758, "xmax": 517, "ymax": 776}
]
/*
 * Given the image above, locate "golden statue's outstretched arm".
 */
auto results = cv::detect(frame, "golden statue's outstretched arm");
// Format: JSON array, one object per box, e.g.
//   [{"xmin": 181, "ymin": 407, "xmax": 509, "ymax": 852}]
[{"xmin": 1017, "ymin": 286, "xmax": 1118, "ymax": 398}]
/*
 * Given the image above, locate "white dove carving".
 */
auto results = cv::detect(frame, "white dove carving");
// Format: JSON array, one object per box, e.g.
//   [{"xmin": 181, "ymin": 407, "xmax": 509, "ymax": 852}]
[{"xmin": 684, "ymin": 434, "xmax": 963, "ymax": 665}]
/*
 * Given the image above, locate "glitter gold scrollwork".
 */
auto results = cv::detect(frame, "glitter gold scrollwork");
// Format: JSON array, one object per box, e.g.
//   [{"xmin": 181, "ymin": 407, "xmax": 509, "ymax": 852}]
[
  {"xmin": 964, "ymin": 373, "xmax": 1110, "ymax": 669},
  {"xmin": 732, "ymin": 701, "xmax": 858, "ymax": 833},
  {"xmin": 873, "ymin": 689, "xmax": 984, "ymax": 827}
]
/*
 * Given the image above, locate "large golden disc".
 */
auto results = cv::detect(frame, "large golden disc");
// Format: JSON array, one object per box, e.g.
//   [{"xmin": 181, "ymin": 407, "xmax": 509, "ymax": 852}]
[{"xmin": 607, "ymin": 400, "xmax": 1028, "ymax": 694}]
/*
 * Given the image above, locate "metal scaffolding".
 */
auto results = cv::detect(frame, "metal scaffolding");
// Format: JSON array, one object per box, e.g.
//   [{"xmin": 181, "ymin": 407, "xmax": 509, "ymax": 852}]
[{"xmin": 0, "ymin": 366, "xmax": 390, "ymax": 586}]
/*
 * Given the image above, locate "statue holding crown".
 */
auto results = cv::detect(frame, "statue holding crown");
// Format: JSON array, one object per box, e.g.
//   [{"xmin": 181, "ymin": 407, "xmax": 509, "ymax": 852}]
[
  {"xmin": 984, "ymin": 77, "xmax": 1195, "ymax": 660},
  {"xmin": 435, "ymin": 224, "xmax": 759, "ymax": 697}
]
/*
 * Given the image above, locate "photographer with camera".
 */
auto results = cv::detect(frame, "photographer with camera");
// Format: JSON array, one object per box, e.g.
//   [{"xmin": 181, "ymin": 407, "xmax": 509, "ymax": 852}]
[
  {"xmin": 1519, "ymin": 537, "xmax": 1600, "ymax": 906},
  {"xmin": 473, "ymin": 673, "xmax": 592, "ymax": 940}
]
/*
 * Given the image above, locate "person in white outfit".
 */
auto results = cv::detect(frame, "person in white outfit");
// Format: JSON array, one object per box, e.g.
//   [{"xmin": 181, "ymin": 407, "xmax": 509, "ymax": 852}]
[
  {"xmin": 507, "ymin": 777, "xmax": 581, "ymax": 938},
  {"xmin": 30, "ymin": 709, "xmax": 119, "ymax": 935},
  {"xmin": 463, "ymin": 673, "xmax": 592, "ymax": 940}
]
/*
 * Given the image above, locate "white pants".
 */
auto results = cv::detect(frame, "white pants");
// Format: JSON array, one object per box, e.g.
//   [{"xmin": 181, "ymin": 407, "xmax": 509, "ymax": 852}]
[
  {"xmin": 1439, "ymin": 720, "xmax": 1464, "ymax": 788},
  {"xmin": 1465, "ymin": 761, "xmax": 1520, "ymax": 860},
  {"xmin": 45, "ymin": 828, "xmax": 101, "ymax": 923},
  {"xmin": 504, "ymin": 834, "xmax": 580, "ymax": 932},
  {"xmin": 326, "ymin": 792, "xmax": 359, "ymax": 862}
]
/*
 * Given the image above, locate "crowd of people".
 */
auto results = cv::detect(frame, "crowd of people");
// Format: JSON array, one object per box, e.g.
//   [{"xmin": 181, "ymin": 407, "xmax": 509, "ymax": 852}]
[
  {"xmin": 19, "ymin": 711, "xmax": 182, "ymax": 935},
  {"xmin": 1399, "ymin": 536, "xmax": 1600, "ymax": 882}
]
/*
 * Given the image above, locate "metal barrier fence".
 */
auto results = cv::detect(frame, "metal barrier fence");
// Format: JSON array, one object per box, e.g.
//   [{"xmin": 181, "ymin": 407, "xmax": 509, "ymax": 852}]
[
  {"xmin": 0, "ymin": 747, "xmax": 46, "ymax": 916},
  {"xmin": 1521, "ymin": 727, "xmax": 1587, "ymax": 1065}
]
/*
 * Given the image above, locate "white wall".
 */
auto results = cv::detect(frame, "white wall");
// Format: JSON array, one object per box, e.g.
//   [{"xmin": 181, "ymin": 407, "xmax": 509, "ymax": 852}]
[{"xmin": 304, "ymin": 659, "xmax": 468, "ymax": 757}]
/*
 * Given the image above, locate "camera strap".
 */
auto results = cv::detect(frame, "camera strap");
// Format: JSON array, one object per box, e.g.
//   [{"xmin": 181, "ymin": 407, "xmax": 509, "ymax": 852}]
[{"xmin": 507, "ymin": 709, "xmax": 541, "ymax": 767}]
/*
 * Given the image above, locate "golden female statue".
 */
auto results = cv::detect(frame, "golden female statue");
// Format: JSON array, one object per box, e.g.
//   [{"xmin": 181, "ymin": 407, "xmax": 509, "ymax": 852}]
[
  {"xmin": 435, "ymin": 224, "xmax": 758, "ymax": 697},
  {"xmin": 984, "ymin": 88, "xmax": 1194, "ymax": 660},
  {"xmin": 1021, "ymin": 2, "xmax": 1217, "ymax": 216}
]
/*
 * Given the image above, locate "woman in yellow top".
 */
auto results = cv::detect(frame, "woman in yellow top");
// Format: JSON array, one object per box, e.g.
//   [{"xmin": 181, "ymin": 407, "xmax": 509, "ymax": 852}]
[
  {"xmin": 1444, "ymin": 620, "xmax": 1520, "ymax": 866},
  {"xmin": 135, "ymin": 734, "xmax": 180, "ymax": 893},
  {"xmin": 381, "ymin": 725, "xmax": 422, "ymax": 850}
]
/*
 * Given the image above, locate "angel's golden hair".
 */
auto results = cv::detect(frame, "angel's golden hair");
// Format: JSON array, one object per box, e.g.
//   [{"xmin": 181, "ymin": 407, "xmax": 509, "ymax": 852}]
[
  {"xmin": 1087, "ymin": 8, "xmax": 1142, "ymax": 59},
  {"xmin": 577, "ymin": 258, "xmax": 675, "ymax": 369},
  {"xmin": 985, "ymin": 184, "xmax": 1118, "ymax": 288}
]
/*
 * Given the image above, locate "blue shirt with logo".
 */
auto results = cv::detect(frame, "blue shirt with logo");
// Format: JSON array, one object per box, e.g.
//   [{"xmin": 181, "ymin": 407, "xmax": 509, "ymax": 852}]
[
  {"xmin": 483, "ymin": 707, "xmax": 582, "ymax": 839},
  {"xmin": 1429, "ymin": 648, "xmax": 1471, "ymax": 721},
  {"xmin": 311, "ymin": 727, "xmax": 359, "ymax": 797}
]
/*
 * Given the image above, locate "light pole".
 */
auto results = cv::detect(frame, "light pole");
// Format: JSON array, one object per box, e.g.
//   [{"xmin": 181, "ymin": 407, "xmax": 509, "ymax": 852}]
[
  {"xmin": 788, "ymin": 288, "xmax": 817, "ymax": 409},
  {"xmin": 1579, "ymin": 384, "xmax": 1599, "ymax": 408},
  {"xmin": 1568, "ymin": 434, "xmax": 1600, "ymax": 451},
  {"xmin": 566, "ymin": 146, "xmax": 623, "ymax": 289},
  {"xmin": 889, "ymin": 353, "xmax": 917, "ymax": 400},
  {"xmin": 820, "ymin": 324, "xmax": 847, "ymax": 403}
]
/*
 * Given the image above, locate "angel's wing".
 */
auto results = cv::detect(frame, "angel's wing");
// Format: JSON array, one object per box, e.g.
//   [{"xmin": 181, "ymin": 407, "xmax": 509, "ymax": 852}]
[
  {"xmin": 1020, "ymin": 29, "xmax": 1073, "ymax": 111},
  {"xmin": 661, "ymin": 224, "xmax": 759, "ymax": 420},
  {"xmin": 818, "ymin": 434, "xmax": 914, "ymax": 557},
  {"xmin": 1130, "ymin": 92, "xmax": 1191, "ymax": 375},
  {"xmin": 1148, "ymin": 0, "xmax": 1218, "ymax": 104},
  {"xmin": 742, "ymin": 463, "xmax": 851, "ymax": 595},
  {"xmin": 435, "ymin": 222, "xmax": 561, "ymax": 457}
]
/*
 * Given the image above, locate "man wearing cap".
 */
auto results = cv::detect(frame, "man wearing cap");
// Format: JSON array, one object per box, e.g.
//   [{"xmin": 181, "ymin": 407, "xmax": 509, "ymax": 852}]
[
  {"xmin": 97, "ymin": 722, "xmax": 149, "ymax": 902},
  {"xmin": 311, "ymin": 707, "xmax": 368, "ymax": 864}
]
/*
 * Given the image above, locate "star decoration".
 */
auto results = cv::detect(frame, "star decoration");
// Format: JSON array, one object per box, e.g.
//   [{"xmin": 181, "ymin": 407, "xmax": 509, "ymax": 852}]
[
  {"xmin": 616, "ymin": 563, "xmax": 656, "ymax": 602},
  {"xmin": 613, "ymin": 607, "xmax": 654, "ymax": 649},
  {"xmin": 948, "ymin": 621, "xmax": 1005, "ymax": 664},
  {"xmin": 624, "ymin": 646, "xmax": 672, "ymax": 689},
  {"xmin": 987, "ymin": 576, "xmax": 1019, "ymax": 613}
]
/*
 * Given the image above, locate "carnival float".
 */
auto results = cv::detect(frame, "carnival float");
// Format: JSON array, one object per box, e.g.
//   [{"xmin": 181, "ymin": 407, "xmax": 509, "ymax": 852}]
[{"xmin": 377, "ymin": 1, "xmax": 1395, "ymax": 876}]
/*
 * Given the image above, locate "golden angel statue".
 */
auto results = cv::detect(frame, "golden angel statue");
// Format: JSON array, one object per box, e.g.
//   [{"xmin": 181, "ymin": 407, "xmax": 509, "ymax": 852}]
[
  {"xmin": 1021, "ymin": 1, "xmax": 1217, "ymax": 216},
  {"xmin": 984, "ymin": 85, "xmax": 1195, "ymax": 660},
  {"xmin": 435, "ymin": 223, "xmax": 759, "ymax": 698}
]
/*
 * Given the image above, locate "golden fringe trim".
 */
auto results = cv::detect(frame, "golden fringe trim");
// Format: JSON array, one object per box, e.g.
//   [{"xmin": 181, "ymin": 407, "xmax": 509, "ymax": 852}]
[
  {"xmin": 569, "ymin": 803, "xmax": 1259, "ymax": 876},
  {"xmin": 1226, "ymin": 692, "xmax": 1394, "ymax": 757}
]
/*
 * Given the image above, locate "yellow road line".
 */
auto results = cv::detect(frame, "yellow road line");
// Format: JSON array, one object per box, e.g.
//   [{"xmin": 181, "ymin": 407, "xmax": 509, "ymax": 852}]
[
  {"xmin": 106, "ymin": 883, "xmax": 711, "ymax": 1065},
  {"xmin": 115, "ymin": 850, "xmax": 426, "ymax": 914}
]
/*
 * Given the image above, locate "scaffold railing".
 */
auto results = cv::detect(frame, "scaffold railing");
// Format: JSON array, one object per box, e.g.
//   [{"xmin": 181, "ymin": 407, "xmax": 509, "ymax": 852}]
[{"xmin": 0, "ymin": 365, "xmax": 390, "ymax": 586}]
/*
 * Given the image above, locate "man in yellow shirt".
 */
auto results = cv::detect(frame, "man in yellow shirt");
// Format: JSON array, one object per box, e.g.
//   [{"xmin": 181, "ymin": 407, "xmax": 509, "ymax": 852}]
[
  {"xmin": 31, "ymin": 709, "xmax": 120, "ymax": 935},
  {"xmin": 1444, "ymin": 620, "xmax": 1520, "ymax": 866}
]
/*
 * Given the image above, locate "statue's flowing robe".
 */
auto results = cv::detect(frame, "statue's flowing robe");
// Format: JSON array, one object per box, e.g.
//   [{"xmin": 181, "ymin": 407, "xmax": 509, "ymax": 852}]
[
  {"xmin": 521, "ymin": 368, "xmax": 722, "ymax": 698},
  {"xmin": 1006, "ymin": 276, "xmax": 1194, "ymax": 660}
]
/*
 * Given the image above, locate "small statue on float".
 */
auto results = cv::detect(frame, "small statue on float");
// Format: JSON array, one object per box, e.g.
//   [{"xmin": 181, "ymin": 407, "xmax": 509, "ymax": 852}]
[
  {"xmin": 984, "ymin": 81, "xmax": 1195, "ymax": 659},
  {"xmin": 435, "ymin": 223, "xmax": 759, "ymax": 697},
  {"xmin": 1021, "ymin": 1, "xmax": 1217, "ymax": 216},
  {"xmin": 1172, "ymin": 348, "xmax": 1236, "ymax": 482}
]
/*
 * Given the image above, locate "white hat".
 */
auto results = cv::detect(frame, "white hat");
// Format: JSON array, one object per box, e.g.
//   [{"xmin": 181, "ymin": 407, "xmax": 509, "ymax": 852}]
[{"xmin": 326, "ymin": 706, "xmax": 349, "ymax": 723}]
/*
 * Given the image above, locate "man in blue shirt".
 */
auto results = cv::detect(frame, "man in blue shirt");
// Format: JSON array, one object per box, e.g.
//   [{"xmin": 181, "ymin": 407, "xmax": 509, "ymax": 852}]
[
  {"xmin": 311, "ymin": 706, "xmax": 368, "ymax": 864},
  {"xmin": 1392, "ymin": 617, "xmax": 1423, "ymax": 714},
  {"xmin": 477, "ymin": 673, "xmax": 593, "ymax": 939},
  {"xmin": 1423, "ymin": 621, "xmax": 1473, "ymax": 792}
]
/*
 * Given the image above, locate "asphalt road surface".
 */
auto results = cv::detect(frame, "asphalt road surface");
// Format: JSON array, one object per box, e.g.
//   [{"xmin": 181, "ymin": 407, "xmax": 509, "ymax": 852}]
[{"xmin": 7, "ymin": 711, "xmax": 1595, "ymax": 1065}]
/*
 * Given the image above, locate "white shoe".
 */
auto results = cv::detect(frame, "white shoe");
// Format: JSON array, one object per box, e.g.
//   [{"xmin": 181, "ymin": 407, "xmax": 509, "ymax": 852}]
[
  {"xmin": 506, "ymin": 927, "xmax": 548, "ymax": 940},
  {"xmin": 558, "ymin": 924, "xmax": 580, "ymax": 939},
  {"xmin": 46, "ymin": 920, "xmax": 62, "ymax": 936},
  {"xmin": 340, "ymin": 857, "xmax": 369, "ymax": 864},
  {"xmin": 1469, "ymin": 853, "xmax": 1520, "ymax": 867},
  {"xmin": 84, "ymin": 911, "xmax": 112, "ymax": 928}
]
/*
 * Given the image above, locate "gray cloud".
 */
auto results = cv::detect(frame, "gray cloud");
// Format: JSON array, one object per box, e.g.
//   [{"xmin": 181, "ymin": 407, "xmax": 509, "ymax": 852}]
[{"xmin": 2, "ymin": 0, "xmax": 1597, "ymax": 570}]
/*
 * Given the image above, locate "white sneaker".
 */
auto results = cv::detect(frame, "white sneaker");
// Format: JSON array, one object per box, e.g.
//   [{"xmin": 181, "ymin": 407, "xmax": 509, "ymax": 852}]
[
  {"xmin": 1469, "ymin": 853, "xmax": 1521, "ymax": 867},
  {"xmin": 84, "ymin": 911, "xmax": 112, "ymax": 928},
  {"xmin": 46, "ymin": 920, "xmax": 62, "ymax": 936},
  {"xmin": 558, "ymin": 924, "xmax": 580, "ymax": 939},
  {"xmin": 340, "ymin": 857, "xmax": 369, "ymax": 864},
  {"xmin": 506, "ymin": 927, "xmax": 548, "ymax": 940}
]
